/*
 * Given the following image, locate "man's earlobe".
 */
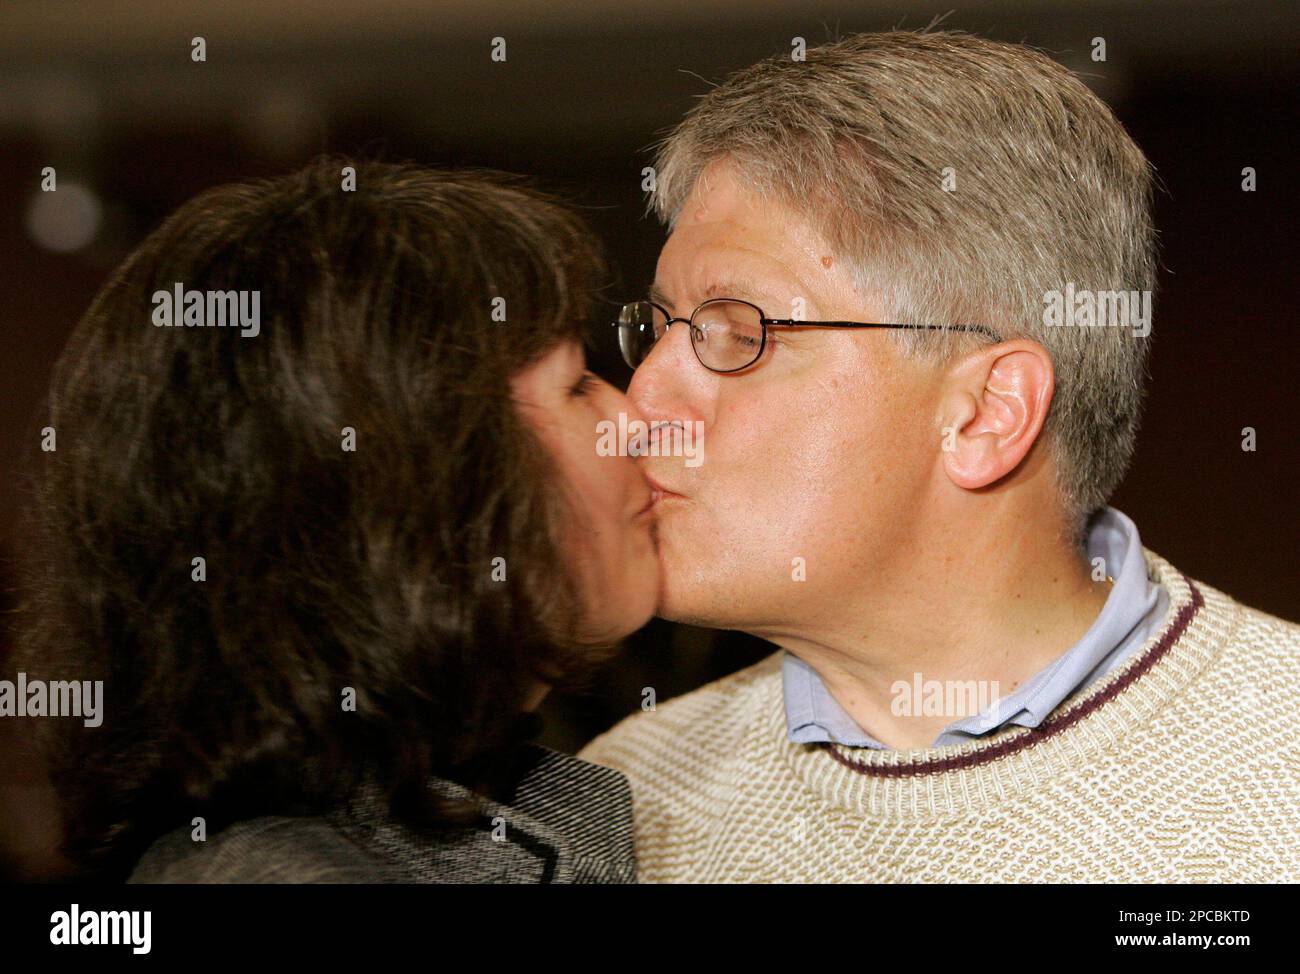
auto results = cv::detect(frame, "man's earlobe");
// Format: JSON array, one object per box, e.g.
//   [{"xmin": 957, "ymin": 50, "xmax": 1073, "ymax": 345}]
[{"xmin": 940, "ymin": 342, "xmax": 1054, "ymax": 491}]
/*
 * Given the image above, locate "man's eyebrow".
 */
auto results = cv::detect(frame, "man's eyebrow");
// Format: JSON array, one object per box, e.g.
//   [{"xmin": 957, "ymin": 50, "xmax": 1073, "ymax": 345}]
[
  {"xmin": 648, "ymin": 278, "xmax": 781, "ymax": 311},
  {"xmin": 702, "ymin": 279, "xmax": 770, "ymax": 304}
]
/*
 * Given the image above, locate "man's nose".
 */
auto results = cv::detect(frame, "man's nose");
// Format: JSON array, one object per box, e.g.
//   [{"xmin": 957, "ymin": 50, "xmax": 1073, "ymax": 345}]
[
  {"xmin": 608, "ymin": 381, "xmax": 648, "ymax": 430},
  {"xmin": 628, "ymin": 319, "xmax": 714, "ymax": 433}
]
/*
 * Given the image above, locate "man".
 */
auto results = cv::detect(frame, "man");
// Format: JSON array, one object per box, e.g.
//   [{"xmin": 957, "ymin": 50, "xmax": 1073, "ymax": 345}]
[{"xmin": 579, "ymin": 30, "xmax": 1300, "ymax": 882}]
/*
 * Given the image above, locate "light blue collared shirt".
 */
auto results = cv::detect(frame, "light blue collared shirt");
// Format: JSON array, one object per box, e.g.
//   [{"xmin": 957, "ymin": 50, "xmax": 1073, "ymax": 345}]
[{"xmin": 783, "ymin": 506, "xmax": 1170, "ymax": 749}]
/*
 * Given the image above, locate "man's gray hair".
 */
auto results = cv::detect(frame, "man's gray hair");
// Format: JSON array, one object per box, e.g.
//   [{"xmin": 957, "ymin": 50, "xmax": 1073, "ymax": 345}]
[{"xmin": 651, "ymin": 30, "xmax": 1159, "ymax": 539}]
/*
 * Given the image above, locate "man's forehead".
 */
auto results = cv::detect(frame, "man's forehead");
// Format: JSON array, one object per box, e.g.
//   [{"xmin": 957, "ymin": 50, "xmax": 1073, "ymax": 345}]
[
  {"xmin": 649, "ymin": 274, "xmax": 784, "ymax": 310},
  {"xmin": 658, "ymin": 187, "xmax": 834, "ymax": 311},
  {"xmin": 653, "ymin": 219, "xmax": 864, "ymax": 323}
]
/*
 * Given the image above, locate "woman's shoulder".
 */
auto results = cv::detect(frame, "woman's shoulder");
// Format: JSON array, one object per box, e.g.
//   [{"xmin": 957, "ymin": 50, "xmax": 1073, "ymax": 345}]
[
  {"xmin": 125, "ymin": 747, "xmax": 636, "ymax": 884},
  {"xmin": 502, "ymin": 746, "xmax": 636, "ymax": 883},
  {"xmin": 127, "ymin": 815, "xmax": 403, "ymax": 884}
]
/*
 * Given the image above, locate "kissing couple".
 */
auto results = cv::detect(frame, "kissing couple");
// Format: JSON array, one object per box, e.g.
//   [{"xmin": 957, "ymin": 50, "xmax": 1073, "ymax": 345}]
[{"xmin": 22, "ymin": 30, "xmax": 1299, "ymax": 884}]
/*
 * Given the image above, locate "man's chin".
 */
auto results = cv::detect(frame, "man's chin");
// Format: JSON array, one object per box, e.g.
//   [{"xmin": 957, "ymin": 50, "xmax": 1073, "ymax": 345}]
[
  {"xmin": 655, "ymin": 606, "xmax": 723, "ymax": 628},
  {"xmin": 653, "ymin": 584, "xmax": 741, "ymax": 630},
  {"xmin": 652, "ymin": 576, "xmax": 701, "ymax": 626}
]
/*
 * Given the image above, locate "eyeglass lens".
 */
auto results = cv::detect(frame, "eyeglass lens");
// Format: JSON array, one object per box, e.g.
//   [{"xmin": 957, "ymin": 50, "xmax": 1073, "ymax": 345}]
[{"xmin": 617, "ymin": 299, "xmax": 765, "ymax": 372}]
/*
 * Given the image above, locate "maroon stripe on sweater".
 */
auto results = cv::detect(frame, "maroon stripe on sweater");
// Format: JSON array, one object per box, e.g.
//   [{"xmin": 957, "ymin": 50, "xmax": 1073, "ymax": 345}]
[{"xmin": 821, "ymin": 576, "xmax": 1205, "ymax": 778}]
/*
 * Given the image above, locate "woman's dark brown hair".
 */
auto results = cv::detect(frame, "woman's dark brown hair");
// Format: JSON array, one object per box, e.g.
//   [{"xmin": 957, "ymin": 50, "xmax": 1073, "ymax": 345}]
[{"xmin": 17, "ymin": 157, "xmax": 609, "ymax": 879}]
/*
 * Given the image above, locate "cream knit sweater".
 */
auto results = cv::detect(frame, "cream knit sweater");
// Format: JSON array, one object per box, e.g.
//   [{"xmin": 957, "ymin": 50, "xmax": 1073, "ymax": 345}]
[{"xmin": 579, "ymin": 551, "xmax": 1300, "ymax": 882}]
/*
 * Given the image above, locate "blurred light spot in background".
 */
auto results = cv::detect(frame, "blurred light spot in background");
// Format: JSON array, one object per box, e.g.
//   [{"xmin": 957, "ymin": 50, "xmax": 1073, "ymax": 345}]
[{"xmin": 25, "ymin": 181, "xmax": 102, "ymax": 253}]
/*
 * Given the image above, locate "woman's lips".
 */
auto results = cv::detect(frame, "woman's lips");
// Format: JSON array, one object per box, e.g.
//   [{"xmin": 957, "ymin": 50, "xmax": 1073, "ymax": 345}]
[
  {"xmin": 632, "ymin": 481, "xmax": 681, "ymax": 521},
  {"xmin": 633, "ymin": 492, "xmax": 657, "ymax": 519},
  {"xmin": 644, "ymin": 471, "xmax": 684, "ymax": 503}
]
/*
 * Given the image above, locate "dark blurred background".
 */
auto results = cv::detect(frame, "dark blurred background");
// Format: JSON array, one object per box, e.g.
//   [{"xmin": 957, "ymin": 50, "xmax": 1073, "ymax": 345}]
[{"xmin": 1, "ymin": 0, "xmax": 1296, "ymax": 880}]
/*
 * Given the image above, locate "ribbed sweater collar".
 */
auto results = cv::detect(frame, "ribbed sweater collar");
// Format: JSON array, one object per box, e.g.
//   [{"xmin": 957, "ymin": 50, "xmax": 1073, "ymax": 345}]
[{"xmin": 774, "ymin": 550, "xmax": 1237, "ymax": 818}]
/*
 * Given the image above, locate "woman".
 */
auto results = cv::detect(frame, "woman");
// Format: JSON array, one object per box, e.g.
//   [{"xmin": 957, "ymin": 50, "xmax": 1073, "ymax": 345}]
[{"xmin": 18, "ymin": 158, "xmax": 658, "ymax": 883}]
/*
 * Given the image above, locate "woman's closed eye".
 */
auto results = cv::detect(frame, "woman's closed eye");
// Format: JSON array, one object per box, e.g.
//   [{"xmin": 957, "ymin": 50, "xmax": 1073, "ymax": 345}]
[{"xmin": 570, "ymin": 371, "xmax": 598, "ymax": 398}]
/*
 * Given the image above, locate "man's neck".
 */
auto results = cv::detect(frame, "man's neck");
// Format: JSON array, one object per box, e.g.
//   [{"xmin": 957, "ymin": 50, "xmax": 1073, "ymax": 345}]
[{"xmin": 764, "ymin": 514, "xmax": 1111, "ymax": 751}]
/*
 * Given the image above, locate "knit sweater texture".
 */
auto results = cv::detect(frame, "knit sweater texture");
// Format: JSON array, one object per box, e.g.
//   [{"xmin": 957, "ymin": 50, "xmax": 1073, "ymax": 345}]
[{"xmin": 578, "ymin": 550, "xmax": 1300, "ymax": 882}]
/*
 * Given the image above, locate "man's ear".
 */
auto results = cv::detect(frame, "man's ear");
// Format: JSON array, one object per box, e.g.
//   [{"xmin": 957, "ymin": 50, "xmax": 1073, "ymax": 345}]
[{"xmin": 939, "ymin": 340, "xmax": 1054, "ymax": 491}]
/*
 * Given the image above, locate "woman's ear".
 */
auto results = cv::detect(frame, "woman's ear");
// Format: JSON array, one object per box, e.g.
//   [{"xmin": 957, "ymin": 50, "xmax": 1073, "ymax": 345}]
[{"xmin": 939, "ymin": 340, "xmax": 1055, "ymax": 491}]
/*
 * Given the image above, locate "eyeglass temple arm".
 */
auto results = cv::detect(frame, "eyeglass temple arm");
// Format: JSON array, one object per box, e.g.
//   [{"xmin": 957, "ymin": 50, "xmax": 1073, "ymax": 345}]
[
  {"xmin": 763, "ymin": 319, "xmax": 1000, "ymax": 341},
  {"xmin": 610, "ymin": 316, "xmax": 1000, "ymax": 342}
]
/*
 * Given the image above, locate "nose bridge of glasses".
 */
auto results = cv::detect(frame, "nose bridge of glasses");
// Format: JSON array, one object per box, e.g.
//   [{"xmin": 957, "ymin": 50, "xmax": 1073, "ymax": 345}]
[{"xmin": 666, "ymin": 315, "xmax": 707, "ymax": 346}]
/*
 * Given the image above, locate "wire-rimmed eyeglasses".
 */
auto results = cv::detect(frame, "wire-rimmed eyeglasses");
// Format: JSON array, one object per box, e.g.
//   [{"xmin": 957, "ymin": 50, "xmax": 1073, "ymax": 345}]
[{"xmin": 615, "ymin": 298, "xmax": 1000, "ymax": 373}]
